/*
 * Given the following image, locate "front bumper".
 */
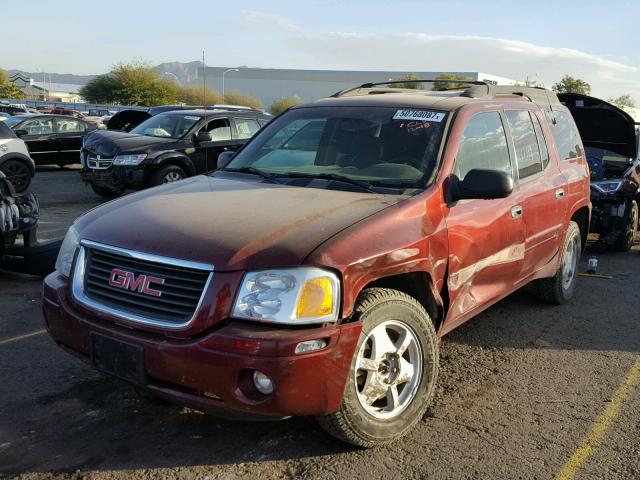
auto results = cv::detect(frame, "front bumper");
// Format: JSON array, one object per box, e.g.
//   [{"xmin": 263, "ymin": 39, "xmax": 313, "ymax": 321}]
[
  {"xmin": 81, "ymin": 166, "xmax": 145, "ymax": 190},
  {"xmin": 42, "ymin": 273, "xmax": 361, "ymax": 418}
]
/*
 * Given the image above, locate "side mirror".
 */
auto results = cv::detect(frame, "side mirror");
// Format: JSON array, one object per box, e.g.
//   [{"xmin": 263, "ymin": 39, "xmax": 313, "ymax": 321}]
[
  {"xmin": 194, "ymin": 131, "xmax": 212, "ymax": 144},
  {"xmin": 14, "ymin": 129, "xmax": 28, "ymax": 138},
  {"xmin": 217, "ymin": 150, "xmax": 235, "ymax": 169},
  {"xmin": 450, "ymin": 169, "xmax": 513, "ymax": 201}
]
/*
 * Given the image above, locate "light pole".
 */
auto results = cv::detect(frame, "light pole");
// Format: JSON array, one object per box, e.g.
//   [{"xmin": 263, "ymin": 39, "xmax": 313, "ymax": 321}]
[
  {"xmin": 162, "ymin": 72, "xmax": 180, "ymax": 84},
  {"xmin": 222, "ymin": 68, "xmax": 239, "ymax": 102}
]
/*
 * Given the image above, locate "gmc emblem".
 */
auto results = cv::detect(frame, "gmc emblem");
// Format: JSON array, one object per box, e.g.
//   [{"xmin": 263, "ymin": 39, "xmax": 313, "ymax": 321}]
[{"xmin": 108, "ymin": 268, "xmax": 165, "ymax": 297}]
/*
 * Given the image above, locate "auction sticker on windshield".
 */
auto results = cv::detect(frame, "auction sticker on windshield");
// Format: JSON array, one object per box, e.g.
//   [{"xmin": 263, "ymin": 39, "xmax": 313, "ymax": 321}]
[{"xmin": 393, "ymin": 110, "xmax": 446, "ymax": 122}]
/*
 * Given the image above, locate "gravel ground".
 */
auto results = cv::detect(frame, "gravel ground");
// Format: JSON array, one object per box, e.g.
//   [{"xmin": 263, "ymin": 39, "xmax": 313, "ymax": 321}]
[{"xmin": 1, "ymin": 168, "xmax": 639, "ymax": 480}]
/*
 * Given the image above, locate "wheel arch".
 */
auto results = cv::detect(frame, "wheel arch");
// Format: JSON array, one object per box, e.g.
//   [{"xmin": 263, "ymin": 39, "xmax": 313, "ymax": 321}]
[
  {"xmin": 570, "ymin": 205, "xmax": 590, "ymax": 251},
  {"xmin": 352, "ymin": 271, "xmax": 444, "ymax": 329},
  {"xmin": 149, "ymin": 153, "xmax": 196, "ymax": 177},
  {"xmin": 0, "ymin": 152, "xmax": 35, "ymax": 176}
]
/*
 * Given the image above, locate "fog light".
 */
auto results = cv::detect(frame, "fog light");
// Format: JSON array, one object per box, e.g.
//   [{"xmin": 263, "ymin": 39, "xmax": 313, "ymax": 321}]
[
  {"xmin": 294, "ymin": 339, "xmax": 328, "ymax": 354},
  {"xmin": 252, "ymin": 370, "xmax": 274, "ymax": 395}
]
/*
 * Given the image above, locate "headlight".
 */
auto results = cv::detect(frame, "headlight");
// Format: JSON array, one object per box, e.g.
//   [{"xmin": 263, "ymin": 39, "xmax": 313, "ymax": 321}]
[
  {"xmin": 54, "ymin": 225, "xmax": 80, "ymax": 277},
  {"xmin": 592, "ymin": 180, "xmax": 623, "ymax": 193},
  {"xmin": 113, "ymin": 153, "xmax": 147, "ymax": 166},
  {"xmin": 232, "ymin": 267, "xmax": 340, "ymax": 325}
]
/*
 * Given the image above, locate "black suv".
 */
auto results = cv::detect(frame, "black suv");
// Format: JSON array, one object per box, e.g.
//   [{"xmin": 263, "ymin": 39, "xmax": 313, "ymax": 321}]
[{"xmin": 81, "ymin": 107, "xmax": 272, "ymax": 198}]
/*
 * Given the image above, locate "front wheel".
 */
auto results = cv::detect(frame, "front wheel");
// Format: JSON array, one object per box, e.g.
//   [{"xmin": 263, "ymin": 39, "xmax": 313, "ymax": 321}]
[
  {"xmin": 150, "ymin": 165, "xmax": 187, "ymax": 186},
  {"xmin": 614, "ymin": 200, "xmax": 638, "ymax": 252},
  {"xmin": 317, "ymin": 288, "xmax": 439, "ymax": 447},
  {"xmin": 532, "ymin": 220, "xmax": 581, "ymax": 304}
]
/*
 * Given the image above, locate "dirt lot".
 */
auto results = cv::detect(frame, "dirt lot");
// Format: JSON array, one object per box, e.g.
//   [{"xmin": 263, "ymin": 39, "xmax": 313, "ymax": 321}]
[{"xmin": 1, "ymin": 168, "xmax": 639, "ymax": 480}]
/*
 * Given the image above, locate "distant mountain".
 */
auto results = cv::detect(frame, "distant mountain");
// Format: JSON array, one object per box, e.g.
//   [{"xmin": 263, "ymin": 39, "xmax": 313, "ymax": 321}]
[
  {"xmin": 155, "ymin": 61, "xmax": 203, "ymax": 84},
  {"xmin": 5, "ymin": 61, "xmax": 204, "ymax": 87},
  {"xmin": 6, "ymin": 70, "xmax": 95, "ymax": 85}
]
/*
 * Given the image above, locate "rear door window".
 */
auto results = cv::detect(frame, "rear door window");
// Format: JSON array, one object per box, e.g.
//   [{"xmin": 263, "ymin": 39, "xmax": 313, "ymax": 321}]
[
  {"xmin": 55, "ymin": 118, "xmax": 86, "ymax": 133},
  {"xmin": 233, "ymin": 118, "xmax": 261, "ymax": 139},
  {"xmin": 544, "ymin": 110, "xmax": 583, "ymax": 161},
  {"xmin": 505, "ymin": 110, "xmax": 543, "ymax": 179},
  {"xmin": 454, "ymin": 111, "xmax": 512, "ymax": 181}
]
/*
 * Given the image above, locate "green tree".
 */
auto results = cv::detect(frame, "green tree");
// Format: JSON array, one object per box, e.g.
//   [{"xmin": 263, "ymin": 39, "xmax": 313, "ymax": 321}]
[
  {"xmin": 431, "ymin": 73, "xmax": 473, "ymax": 91},
  {"xmin": 270, "ymin": 96, "xmax": 303, "ymax": 115},
  {"xmin": 552, "ymin": 75, "xmax": 591, "ymax": 95},
  {"xmin": 80, "ymin": 61, "xmax": 181, "ymax": 105},
  {"xmin": 390, "ymin": 73, "xmax": 424, "ymax": 90},
  {"xmin": 179, "ymin": 84, "xmax": 222, "ymax": 105},
  {"xmin": 0, "ymin": 69, "xmax": 25, "ymax": 99},
  {"xmin": 224, "ymin": 90, "xmax": 263, "ymax": 110},
  {"xmin": 607, "ymin": 94, "xmax": 636, "ymax": 109}
]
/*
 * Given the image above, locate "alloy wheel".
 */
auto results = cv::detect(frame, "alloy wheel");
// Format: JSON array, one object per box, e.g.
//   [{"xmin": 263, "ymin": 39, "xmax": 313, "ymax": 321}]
[
  {"xmin": 562, "ymin": 232, "xmax": 579, "ymax": 290},
  {"xmin": 354, "ymin": 320, "xmax": 422, "ymax": 419},
  {"xmin": 163, "ymin": 171, "xmax": 184, "ymax": 183},
  {"xmin": 2, "ymin": 162, "xmax": 30, "ymax": 192}
]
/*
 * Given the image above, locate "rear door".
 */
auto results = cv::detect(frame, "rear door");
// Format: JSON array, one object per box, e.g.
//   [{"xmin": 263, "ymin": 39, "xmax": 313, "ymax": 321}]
[
  {"xmin": 17, "ymin": 116, "xmax": 57, "ymax": 164},
  {"xmin": 504, "ymin": 108, "xmax": 567, "ymax": 275},
  {"xmin": 53, "ymin": 117, "xmax": 86, "ymax": 163},
  {"xmin": 443, "ymin": 110, "xmax": 526, "ymax": 333}
]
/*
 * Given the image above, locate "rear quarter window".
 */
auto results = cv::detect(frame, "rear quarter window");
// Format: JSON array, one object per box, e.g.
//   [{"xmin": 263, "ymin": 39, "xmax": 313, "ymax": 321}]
[{"xmin": 544, "ymin": 110, "xmax": 583, "ymax": 161}]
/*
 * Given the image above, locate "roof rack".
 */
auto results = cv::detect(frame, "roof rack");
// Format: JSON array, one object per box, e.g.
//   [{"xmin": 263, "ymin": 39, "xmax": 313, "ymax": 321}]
[
  {"xmin": 331, "ymin": 79, "xmax": 489, "ymax": 98},
  {"xmin": 331, "ymin": 79, "xmax": 561, "ymax": 104}
]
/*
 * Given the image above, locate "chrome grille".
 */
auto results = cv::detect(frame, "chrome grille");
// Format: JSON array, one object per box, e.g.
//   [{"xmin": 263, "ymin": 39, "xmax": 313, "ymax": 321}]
[{"xmin": 72, "ymin": 241, "xmax": 213, "ymax": 328}]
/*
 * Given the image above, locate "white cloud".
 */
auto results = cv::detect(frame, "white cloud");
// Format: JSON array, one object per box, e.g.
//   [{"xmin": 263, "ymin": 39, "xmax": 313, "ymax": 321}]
[{"xmin": 241, "ymin": 11, "xmax": 640, "ymax": 106}]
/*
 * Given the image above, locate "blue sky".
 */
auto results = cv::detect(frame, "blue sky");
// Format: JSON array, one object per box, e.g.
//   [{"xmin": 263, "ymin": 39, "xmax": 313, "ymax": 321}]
[{"xmin": 2, "ymin": 0, "xmax": 639, "ymax": 101}]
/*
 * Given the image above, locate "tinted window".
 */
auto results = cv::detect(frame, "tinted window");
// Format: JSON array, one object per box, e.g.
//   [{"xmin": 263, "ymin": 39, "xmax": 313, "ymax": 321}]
[
  {"xmin": 21, "ymin": 117, "xmax": 54, "ymax": 135},
  {"xmin": 455, "ymin": 111, "xmax": 511, "ymax": 180},
  {"xmin": 56, "ymin": 118, "xmax": 85, "ymax": 133},
  {"xmin": 505, "ymin": 110, "xmax": 542, "ymax": 179},
  {"xmin": 545, "ymin": 110, "xmax": 583, "ymax": 161},
  {"xmin": 202, "ymin": 118, "xmax": 231, "ymax": 141},
  {"xmin": 531, "ymin": 113, "xmax": 549, "ymax": 168},
  {"xmin": 234, "ymin": 118, "xmax": 260, "ymax": 139}
]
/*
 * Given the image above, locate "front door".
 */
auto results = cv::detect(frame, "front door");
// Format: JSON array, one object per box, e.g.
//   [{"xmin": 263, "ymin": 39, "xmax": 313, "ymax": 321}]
[
  {"xmin": 190, "ymin": 118, "xmax": 240, "ymax": 173},
  {"xmin": 442, "ymin": 111, "xmax": 526, "ymax": 334}
]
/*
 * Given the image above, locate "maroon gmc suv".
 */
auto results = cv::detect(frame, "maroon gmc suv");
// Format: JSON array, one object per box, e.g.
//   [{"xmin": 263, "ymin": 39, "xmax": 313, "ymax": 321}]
[{"xmin": 43, "ymin": 81, "xmax": 590, "ymax": 447}]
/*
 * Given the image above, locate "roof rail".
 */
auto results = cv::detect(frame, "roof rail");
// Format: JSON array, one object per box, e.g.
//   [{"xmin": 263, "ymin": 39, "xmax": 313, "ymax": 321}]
[{"xmin": 331, "ymin": 79, "xmax": 490, "ymax": 98}]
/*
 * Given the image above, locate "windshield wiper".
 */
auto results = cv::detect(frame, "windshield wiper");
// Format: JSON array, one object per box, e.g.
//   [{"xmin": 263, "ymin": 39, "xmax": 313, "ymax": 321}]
[
  {"xmin": 221, "ymin": 166, "xmax": 281, "ymax": 183},
  {"xmin": 273, "ymin": 172, "xmax": 380, "ymax": 192}
]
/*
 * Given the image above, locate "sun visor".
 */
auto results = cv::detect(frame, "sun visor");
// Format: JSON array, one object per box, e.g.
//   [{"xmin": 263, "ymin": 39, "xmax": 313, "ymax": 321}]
[{"xmin": 558, "ymin": 93, "xmax": 636, "ymax": 159}]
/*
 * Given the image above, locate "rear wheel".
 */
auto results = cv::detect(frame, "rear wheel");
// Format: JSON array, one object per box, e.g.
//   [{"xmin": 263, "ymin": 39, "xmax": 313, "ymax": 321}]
[
  {"xmin": 89, "ymin": 181, "xmax": 125, "ymax": 199},
  {"xmin": 317, "ymin": 288, "xmax": 439, "ymax": 447},
  {"xmin": 0, "ymin": 159, "xmax": 31, "ymax": 193},
  {"xmin": 150, "ymin": 165, "xmax": 187, "ymax": 186},
  {"xmin": 532, "ymin": 221, "xmax": 581, "ymax": 304},
  {"xmin": 614, "ymin": 200, "xmax": 638, "ymax": 252}
]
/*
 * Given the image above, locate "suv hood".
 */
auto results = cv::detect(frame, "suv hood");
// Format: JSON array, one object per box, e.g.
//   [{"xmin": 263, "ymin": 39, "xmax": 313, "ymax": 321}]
[
  {"xmin": 75, "ymin": 173, "xmax": 402, "ymax": 270},
  {"xmin": 107, "ymin": 109, "xmax": 151, "ymax": 132},
  {"xmin": 83, "ymin": 130, "xmax": 178, "ymax": 156},
  {"xmin": 559, "ymin": 93, "xmax": 637, "ymax": 159}
]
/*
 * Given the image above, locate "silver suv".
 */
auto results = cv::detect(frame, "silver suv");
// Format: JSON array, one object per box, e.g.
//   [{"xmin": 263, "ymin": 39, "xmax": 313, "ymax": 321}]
[{"xmin": 0, "ymin": 120, "xmax": 35, "ymax": 192}]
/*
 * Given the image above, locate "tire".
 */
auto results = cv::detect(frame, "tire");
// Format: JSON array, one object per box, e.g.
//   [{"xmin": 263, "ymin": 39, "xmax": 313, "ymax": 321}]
[
  {"xmin": 0, "ymin": 159, "xmax": 32, "ymax": 193},
  {"xmin": 614, "ymin": 200, "xmax": 638, "ymax": 252},
  {"xmin": 532, "ymin": 221, "xmax": 581, "ymax": 304},
  {"xmin": 150, "ymin": 164, "xmax": 187, "ymax": 186},
  {"xmin": 317, "ymin": 288, "xmax": 439, "ymax": 447},
  {"xmin": 89, "ymin": 181, "xmax": 125, "ymax": 199}
]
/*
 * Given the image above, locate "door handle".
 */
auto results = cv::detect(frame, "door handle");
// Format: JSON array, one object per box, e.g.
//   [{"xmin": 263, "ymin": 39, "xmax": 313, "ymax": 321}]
[
  {"xmin": 511, "ymin": 205, "xmax": 523, "ymax": 218},
  {"xmin": 555, "ymin": 188, "xmax": 565, "ymax": 199}
]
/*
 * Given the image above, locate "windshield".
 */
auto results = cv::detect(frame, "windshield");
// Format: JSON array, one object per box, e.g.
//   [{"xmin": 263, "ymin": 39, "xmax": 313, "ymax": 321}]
[
  {"xmin": 226, "ymin": 106, "xmax": 448, "ymax": 191},
  {"xmin": 129, "ymin": 113, "xmax": 201, "ymax": 139}
]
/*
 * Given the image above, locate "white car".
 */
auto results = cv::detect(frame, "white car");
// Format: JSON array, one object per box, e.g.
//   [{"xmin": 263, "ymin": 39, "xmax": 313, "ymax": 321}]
[{"xmin": 0, "ymin": 121, "xmax": 35, "ymax": 193}]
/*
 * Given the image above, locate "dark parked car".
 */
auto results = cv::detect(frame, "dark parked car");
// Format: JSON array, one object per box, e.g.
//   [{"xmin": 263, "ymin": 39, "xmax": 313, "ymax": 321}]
[
  {"xmin": 45, "ymin": 82, "xmax": 590, "ymax": 447},
  {"xmin": 0, "ymin": 105, "xmax": 29, "ymax": 117},
  {"xmin": 3, "ymin": 114, "xmax": 96, "ymax": 166},
  {"xmin": 559, "ymin": 93, "xmax": 640, "ymax": 251},
  {"xmin": 81, "ymin": 107, "xmax": 271, "ymax": 197}
]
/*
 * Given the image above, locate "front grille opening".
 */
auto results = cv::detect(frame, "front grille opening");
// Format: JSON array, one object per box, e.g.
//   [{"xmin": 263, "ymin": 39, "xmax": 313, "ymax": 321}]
[{"xmin": 83, "ymin": 246, "xmax": 210, "ymax": 325}]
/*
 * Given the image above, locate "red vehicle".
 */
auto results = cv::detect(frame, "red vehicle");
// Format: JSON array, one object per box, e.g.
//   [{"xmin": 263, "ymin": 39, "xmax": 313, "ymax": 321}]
[{"xmin": 43, "ymin": 82, "xmax": 590, "ymax": 447}]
